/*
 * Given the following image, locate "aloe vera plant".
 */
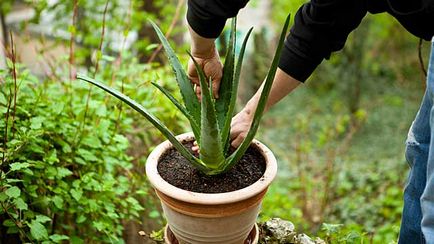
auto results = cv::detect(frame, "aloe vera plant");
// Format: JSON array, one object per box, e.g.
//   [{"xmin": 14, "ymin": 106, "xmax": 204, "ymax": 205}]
[{"xmin": 77, "ymin": 15, "xmax": 290, "ymax": 175}]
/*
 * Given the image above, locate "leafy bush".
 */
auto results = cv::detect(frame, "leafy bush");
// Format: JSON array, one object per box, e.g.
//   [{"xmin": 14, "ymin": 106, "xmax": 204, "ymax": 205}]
[{"xmin": 0, "ymin": 54, "xmax": 184, "ymax": 242}]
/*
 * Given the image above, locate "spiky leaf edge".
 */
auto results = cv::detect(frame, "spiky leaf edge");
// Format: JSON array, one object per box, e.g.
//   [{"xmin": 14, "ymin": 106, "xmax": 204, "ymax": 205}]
[
  {"xmin": 76, "ymin": 74, "xmax": 209, "ymax": 173},
  {"xmin": 149, "ymin": 19, "xmax": 201, "ymax": 140},
  {"xmin": 221, "ymin": 27, "xmax": 253, "ymax": 154},
  {"xmin": 151, "ymin": 82, "xmax": 200, "ymax": 141},
  {"xmin": 215, "ymin": 18, "xmax": 236, "ymax": 135},
  {"xmin": 222, "ymin": 14, "xmax": 291, "ymax": 172},
  {"xmin": 188, "ymin": 53, "xmax": 225, "ymax": 174}
]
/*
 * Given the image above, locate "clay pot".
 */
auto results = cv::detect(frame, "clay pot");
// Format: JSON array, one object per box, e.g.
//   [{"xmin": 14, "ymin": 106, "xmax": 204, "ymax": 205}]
[
  {"xmin": 146, "ymin": 133, "xmax": 277, "ymax": 244},
  {"xmin": 163, "ymin": 223, "xmax": 259, "ymax": 244}
]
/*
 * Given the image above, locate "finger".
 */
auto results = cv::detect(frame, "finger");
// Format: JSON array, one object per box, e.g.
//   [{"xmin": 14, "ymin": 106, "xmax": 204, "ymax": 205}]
[
  {"xmin": 230, "ymin": 129, "xmax": 240, "ymax": 140},
  {"xmin": 230, "ymin": 124, "xmax": 244, "ymax": 139},
  {"xmin": 193, "ymin": 141, "xmax": 197, "ymax": 146},
  {"xmin": 190, "ymin": 77, "xmax": 200, "ymax": 86},
  {"xmin": 195, "ymin": 86, "xmax": 202, "ymax": 101},
  {"xmin": 192, "ymin": 145, "xmax": 199, "ymax": 152},
  {"xmin": 231, "ymin": 135, "xmax": 245, "ymax": 148},
  {"xmin": 212, "ymin": 78, "xmax": 221, "ymax": 99}
]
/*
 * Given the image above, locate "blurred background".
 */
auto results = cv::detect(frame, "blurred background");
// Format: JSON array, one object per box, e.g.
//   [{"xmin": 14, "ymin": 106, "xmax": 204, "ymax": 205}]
[{"xmin": 0, "ymin": 0, "xmax": 430, "ymax": 243}]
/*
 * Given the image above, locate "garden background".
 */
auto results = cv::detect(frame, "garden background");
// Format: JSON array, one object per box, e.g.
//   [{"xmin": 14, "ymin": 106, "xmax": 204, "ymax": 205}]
[{"xmin": 0, "ymin": 0, "xmax": 430, "ymax": 243}]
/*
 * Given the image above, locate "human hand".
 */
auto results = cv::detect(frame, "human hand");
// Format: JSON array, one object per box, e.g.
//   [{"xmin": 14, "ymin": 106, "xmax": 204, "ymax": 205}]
[
  {"xmin": 230, "ymin": 107, "xmax": 255, "ymax": 148},
  {"xmin": 188, "ymin": 47, "xmax": 223, "ymax": 99},
  {"xmin": 191, "ymin": 107, "xmax": 254, "ymax": 153}
]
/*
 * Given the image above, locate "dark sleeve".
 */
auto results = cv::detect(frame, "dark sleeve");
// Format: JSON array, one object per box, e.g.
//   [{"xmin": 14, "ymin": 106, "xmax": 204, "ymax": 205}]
[
  {"xmin": 187, "ymin": 0, "xmax": 249, "ymax": 38},
  {"xmin": 279, "ymin": 0, "xmax": 368, "ymax": 82}
]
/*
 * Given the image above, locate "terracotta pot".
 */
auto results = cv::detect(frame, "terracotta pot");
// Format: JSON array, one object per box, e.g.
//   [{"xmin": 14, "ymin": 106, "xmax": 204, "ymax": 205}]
[
  {"xmin": 146, "ymin": 133, "xmax": 277, "ymax": 244},
  {"xmin": 163, "ymin": 223, "xmax": 259, "ymax": 244}
]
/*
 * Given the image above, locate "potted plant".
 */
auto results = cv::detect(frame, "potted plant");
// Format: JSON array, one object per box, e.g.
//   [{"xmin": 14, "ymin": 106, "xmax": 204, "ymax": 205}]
[{"xmin": 77, "ymin": 14, "xmax": 290, "ymax": 244}]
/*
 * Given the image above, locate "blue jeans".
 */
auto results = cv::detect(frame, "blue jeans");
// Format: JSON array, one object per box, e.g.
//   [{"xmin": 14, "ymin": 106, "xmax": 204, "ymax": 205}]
[{"xmin": 399, "ymin": 40, "xmax": 434, "ymax": 244}]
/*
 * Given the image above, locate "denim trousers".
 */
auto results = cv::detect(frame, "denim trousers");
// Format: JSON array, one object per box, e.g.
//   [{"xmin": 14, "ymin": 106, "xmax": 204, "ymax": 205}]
[{"xmin": 399, "ymin": 40, "xmax": 434, "ymax": 244}]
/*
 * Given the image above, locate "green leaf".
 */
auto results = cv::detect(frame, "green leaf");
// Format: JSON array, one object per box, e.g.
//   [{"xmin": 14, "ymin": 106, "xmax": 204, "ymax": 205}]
[
  {"xmin": 150, "ymin": 229, "xmax": 164, "ymax": 242},
  {"xmin": 6, "ymin": 179, "xmax": 23, "ymax": 183},
  {"xmin": 222, "ymin": 27, "xmax": 253, "ymax": 153},
  {"xmin": 70, "ymin": 189, "xmax": 82, "ymax": 201},
  {"xmin": 14, "ymin": 198, "xmax": 28, "ymax": 210},
  {"xmin": 9, "ymin": 162, "xmax": 30, "ymax": 171},
  {"xmin": 51, "ymin": 102, "xmax": 64, "ymax": 115},
  {"xmin": 52, "ymin": 196, "xmax": 63, "ymax": 208},
  {"xmin": 70, "ymin": 236, "xmax": 84, "ymax": 244},
  {"xmin": 35, "ymin": 215, "xmax": 51, "ymax": 223},
  {"xmin": 81, "ymin": 136, "xmax": 102, "ymax": 149},
  {"xmin": 76, "ymin": 215, "xmax": 86, "ymax": 223},
  {"xmin": 0, "ymin": 192, "xmax": 8, "ymax": 202},
  {"xmin": 50, "ymin": 234, "xmax": 69, "ymax": 242},
  {"xmin": 57, "ymin": 167, "xmax": 73, "ymax": 178},
  {"xmin": 77, "ymin": 149, "xmax": 98, "ymax": 162},
  {"xmin": 29, "ymin": 220, "xmax": 48, "ymax": 240},
  {"xmin": 149, "ymin": 210, "xmax": 160, "ymax": 219},
  {"xmin": 223, "ymin": 14, "xmax": 291, "ymax": 172},
  {"xmin": 189, "ymin": 53, "xmax": 225, "ymax": 173},
  {"xmin": 74, "ymin": 157, "xmax": 86, "ymax": 165},
  {"xmin": 152, "ymin": 81, "xmax": 200, "ymax": 141},
  {"xmin": 30, "ymin": 116, "xmax": 44, "ymax": 130},
  {"xmin": 93, "ymin": 221, "xmax": 104, "ymax": 231},
  {"xmin": 76, "ymin": 74, "xmax": 208, "ymax": 173},
  {"xmin": 5, "ymin": 186, "xmax": 21, "ymax": 199},
  {"xmin": 0, "ymin": 93, "xmax": 7, "ymax": 105},
  {"xmin": 215, "ymin": 18, "xmax": 236, "ymax": 133},
  {"xmin": 3, "ymin": 219, "xmax": 15, "ymax": 227},
  {"xmin": 46, "ymin": 149, "xmax": 59, "ymax": 164},
  {"xmin": 149, "ymin": 20, "xmax": 201, "ymax": 125},
  {"xmin": 146, "ymin": 43, "xmax": 159, "ymax": 51}
]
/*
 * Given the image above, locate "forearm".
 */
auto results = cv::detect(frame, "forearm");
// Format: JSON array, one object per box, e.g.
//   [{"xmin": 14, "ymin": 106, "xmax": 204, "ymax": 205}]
[
  {"xmin": 188, "ymin": 24, "xmax": 216, "ymax": 58},
  {"xmin": 245, "ymin": 68, "xmax": 301, "ymax": 114}
]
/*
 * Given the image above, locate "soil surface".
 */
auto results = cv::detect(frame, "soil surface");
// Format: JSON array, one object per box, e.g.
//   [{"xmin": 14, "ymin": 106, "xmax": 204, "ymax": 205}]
[{"xmin": 157, "ymin": 141, "xmax": 266, "ymax": 193}]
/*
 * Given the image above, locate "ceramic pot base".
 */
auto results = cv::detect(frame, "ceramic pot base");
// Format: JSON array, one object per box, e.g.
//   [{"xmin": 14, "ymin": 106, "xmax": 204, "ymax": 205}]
[{"xmin": 164, "ymin": 223, "xmax": 259, "ymax": 244}]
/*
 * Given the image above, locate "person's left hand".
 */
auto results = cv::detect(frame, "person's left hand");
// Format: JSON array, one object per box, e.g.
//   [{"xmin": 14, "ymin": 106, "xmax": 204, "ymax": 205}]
[
  {"xmin": 191, "ymin": 107, "xmax": 253, "ymax": 153},
  {"xmin": 230, "ymin": 107, "xmax": 255, "ymax": 148}
]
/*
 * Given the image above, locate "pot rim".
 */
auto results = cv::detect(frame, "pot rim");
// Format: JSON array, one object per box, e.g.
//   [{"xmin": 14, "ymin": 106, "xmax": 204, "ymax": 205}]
[{"xmin": 145, "ymin": 132, "xmax": 278, "ymax": 205}]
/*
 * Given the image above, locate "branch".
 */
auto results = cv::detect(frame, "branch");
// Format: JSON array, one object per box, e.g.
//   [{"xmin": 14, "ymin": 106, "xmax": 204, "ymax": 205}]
[
  {"xmin": 9, "ymin": 32, "xmax": 17, "ymax": 138},
  {"xmin": 69, "ymin": 0, "xmax": 78, "ymax": 81}
]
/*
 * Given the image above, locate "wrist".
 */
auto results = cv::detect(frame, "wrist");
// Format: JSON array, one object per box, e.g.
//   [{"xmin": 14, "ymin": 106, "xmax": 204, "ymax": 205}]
[
  {"xmin": 189, "ymin": 24, "xmax": 216, "ymax": 58},
  {"xmin": 191, "ymin": 44, "xmax": 216, "ymax": 59},
  {"xmin": 244, "ymin": 98, "xmax": 259, "ymax": 118}
]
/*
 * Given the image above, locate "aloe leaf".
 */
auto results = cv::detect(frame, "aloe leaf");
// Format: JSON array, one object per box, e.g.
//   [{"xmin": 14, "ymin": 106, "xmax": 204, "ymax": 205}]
[
  {"xmin": 151, "ymin": 82, "xmax": 200, "ymax": 141},
  {"xmin": 149, "ymin": 20, "xmax": 201, "ymax": 127},
  {"xmin": 221, "ymin": 27, "xmax": 253, "ymax": 154},
  {"xmin": 76, "ymin": 74, "xmax": 209, "ymax": 172},
  {"xmin": 223, "ymin": 14, "xmax": 291, "ymax": 172},
  {"xmin": 188, "ymin": 53, "xmax": 225, "ymax": 172},
  {"xmin": 215, "ymin": 18, "xmax": 236, "ymax": 134}
]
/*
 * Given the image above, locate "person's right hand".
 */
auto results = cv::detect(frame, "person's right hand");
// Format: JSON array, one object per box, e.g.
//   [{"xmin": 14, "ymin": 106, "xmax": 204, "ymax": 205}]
[{"xmin": 188, "ymin": 47, "xmax": 223, "ymax": 99}]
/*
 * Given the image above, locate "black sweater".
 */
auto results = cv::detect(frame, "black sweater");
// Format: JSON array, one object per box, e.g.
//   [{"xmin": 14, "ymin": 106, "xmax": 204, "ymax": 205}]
[{"xmin": 187, "ymin": 0, "xmax": 434, "ymax": 82}]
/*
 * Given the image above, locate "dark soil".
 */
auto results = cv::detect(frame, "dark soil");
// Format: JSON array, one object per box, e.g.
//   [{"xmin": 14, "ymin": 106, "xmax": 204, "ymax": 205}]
[{"xmin": 157, "ymin": 141, "xmax": 266, "ymax": 193}]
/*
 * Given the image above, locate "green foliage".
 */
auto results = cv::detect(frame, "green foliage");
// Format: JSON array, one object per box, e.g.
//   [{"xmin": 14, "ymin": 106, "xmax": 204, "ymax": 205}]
[
  {"xmin": 257, "ymin": 12, "xmax": 424, "ymax": 244},
  {"xmin": 2, "ymin": 0, "xmax": 183, "ymax": 66},
  {"xmin": 0, "ymin": 52, "xmax": 183, "ymax": 241}
]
